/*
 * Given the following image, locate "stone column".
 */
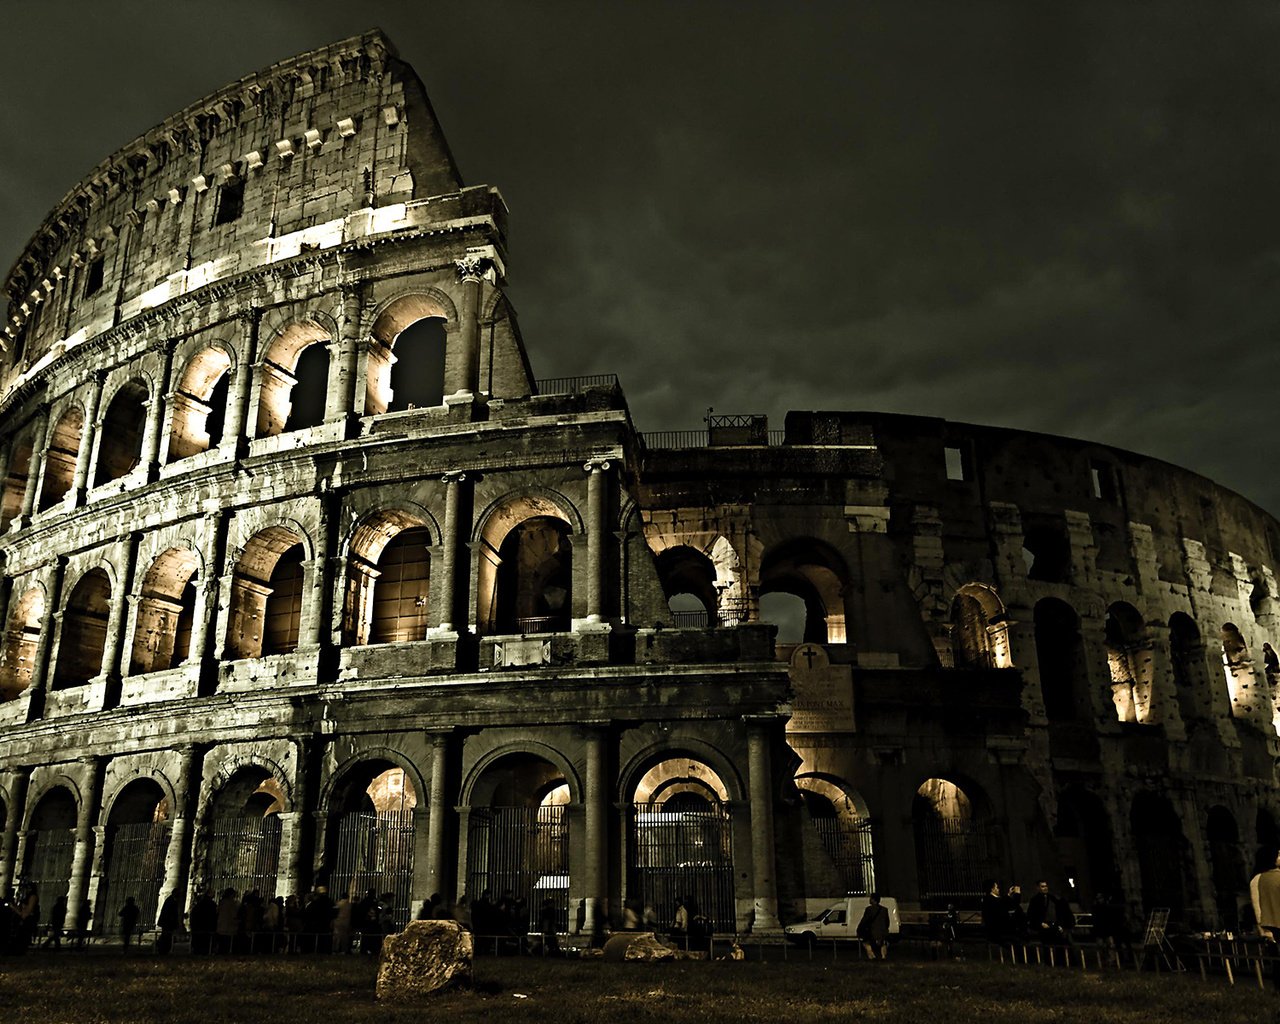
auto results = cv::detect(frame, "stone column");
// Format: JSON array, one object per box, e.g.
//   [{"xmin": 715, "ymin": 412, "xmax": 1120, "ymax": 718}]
[
  {"xmin": 0, "ymin": 766, "xmax": 31, "ymax": 897},
  {"xmin": 25, "ymin": 557, "xmax": 66, "ymax": 722},
  {"xmin": 582, "ymin": 725, "xmax": 608, "ymax": 933},
  {"xmin": 99, "ymin": 534, "xmax": 139, "ymax": 707},
  {"xmin": 425, "ymin": 731, "xmax": 451, "ymax": 898},
  {"xmin": 141, "ymin": 342, "xmax": 175, "ymax": 481},
  {"xmin": 157, "ymin": 745, "xmax": 201, "ymax": 916},
  {"xmin": 14, "ymin": 409, "xmax": 49, "ymax": 529},
  {"xmin": 435, "ymin": 472, "xmax": 467, "ymax": 632},
  {"xmin": 745, "ymin": 720, "xmax": 781, "ymax": 931},
  {"xmin": 583, "ymin": 460, "xmax": 610, "ymax": 626},
  {"xmin": 71, "ymin": 373, "xmax": 105, "ymax": 505},
  {"xmin": 445, "ymin": 256, "xmax": 491, "ymax": 400},
  {"xmin": 189, "ymin": 511, "xmax": 222, "ymax": 669},
  {"xmin": 222, "ymin": 309, "xmax": 260, "ymax": 458},
  {"xmin": 301, "ymin": 497, "xmax": 334, "ymax": 650},
  {"xmin": 326, "ymin": 285, "xmax": 363, "ymax": 426},
  {"xmin": 65, "ymin": 756, "xmax": 104, "ymax": 917},
  {"xmin": 278, "ymin": 738, "xmax": 312, "ymax": 898}
]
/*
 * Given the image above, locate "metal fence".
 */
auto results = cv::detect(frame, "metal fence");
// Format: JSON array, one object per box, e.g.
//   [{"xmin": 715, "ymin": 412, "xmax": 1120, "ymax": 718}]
[
  {"xmin": 811, "ymin": 816, "xmax": 876, "ymax": 895},
  {"xmin": 632, "ymin": 803, "xmax": 736, "ymax": 933},
  {"xmin": 205, "ymin": 814, "xmax": 282, "ymax": 900},
  {"xmin": 670, "ymin": 610, "xmax": 712, "ymax": 628},
  {"xmin": 98, "ymin": 820, "xmax": 170, "ymax": 934},
  {"xmin": 641, "ymin": 429, "xmax": 787, "ymax": 450},
  {"xmin": 914, "ymin": 816, "xmax": 1000, "ymax": 903},
  {"xmin": 23, "ymin": 827, "xmax": 75, "ymax": 917},
  {"xmin": 513, "ymin": 615, "xmax": 569, "ymax": 635},
  {"xmin": 467, "ymin": 806, "xmax": 569, "ymax": 933},
  {"xmin": 329, "ymin": 810, "xmax": 416, "ymax": 930},
  {"xmin": 534, "ymin": 374, "xmax": 619, "ymax": 395}
]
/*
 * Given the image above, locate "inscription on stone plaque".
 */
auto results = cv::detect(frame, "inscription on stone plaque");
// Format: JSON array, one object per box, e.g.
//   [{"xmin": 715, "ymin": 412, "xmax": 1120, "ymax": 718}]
[{"xmin": 787, "ymin": 643, "xmax": 855, "ymax": 733}]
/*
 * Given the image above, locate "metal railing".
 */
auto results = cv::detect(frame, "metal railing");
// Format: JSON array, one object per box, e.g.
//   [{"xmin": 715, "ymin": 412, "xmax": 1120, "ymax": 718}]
[
  {"xmin": 642, "ymin": 429, "xmax": 787, "ymax": 450},
  {"xmin": 534, "ymin": 374, "xmax": 619, "ymax": 395},
  {"xmin": 513, "ymin": 616, "xmax": 569, "ymax": 635},
  {"xmin": 671, "ymin": 610, "xmax": 713, "ymax": 628}
]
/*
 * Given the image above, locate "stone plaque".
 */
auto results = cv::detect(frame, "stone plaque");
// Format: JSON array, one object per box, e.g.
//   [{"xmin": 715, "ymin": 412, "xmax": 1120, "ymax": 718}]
[
  {"xmin": 495, "ymin": 638, "xmax": 551, "ymax": 667},
  {"xmin": 786, "ymin": 643, "xmax": 855, "ymax": 733}
]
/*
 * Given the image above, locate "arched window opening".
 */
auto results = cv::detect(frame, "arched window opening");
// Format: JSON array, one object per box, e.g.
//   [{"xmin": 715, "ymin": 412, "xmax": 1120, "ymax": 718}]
[
  {"xmin": 656, "ymin": 547, "xmax": 718, "ymax": 628},
  {"xmin": 495, "ymin": 516, "xmax": 572, "ymax": 634},
  {"xmin": 759, "ymin": 592, "xmax": 808, "ymax": 645},
  {"xmin": 759, "ymin": 539, "xmax": 850, "ymax": 645},
  {"xmin": 367, "ymin": 296, "xmax": 452, "ymax": 415},
  {"xmin": 94, "ymin": 378, "xmax": 149, "ymax": 486},
  {"xmin": 129, "ymin": 548, "xmax": 200, "ymax": 675},
  {"xmin": 1022, "ymin": 520, "xmax": 1071, "ymax": 583},
  {"xmin": 264, "ymin": 545, "xmax": 305, "ymax": 655},
  {"xmin": 1130, "ymin": 792, "xmax": 1190, "ymax": 917},
  {"xmin": 368, "ymin": 529, "xmax": 432, "ymax": 644},
  {"xmin": 99, "ymin": 781, "xmax": 170, "ymax": 936},
  {"xmin": 796, "ymin": 777, "xmax": 875, "ymax": 895},
  {"xmin": 1169, "ymin": 613, "xmax": 1208, "ymax": 725},
  {"xmin": 1207, "ymin": 807, "xmax": 1246, "ymax": 931},
  {"xmin": 167, "ymin": 348, "xmax": 232, "ymax": 463},
  {"xmin": 1105, "ymin": 602, "xmax": 1151, "ymax": 723},
  {"xmin": 225, "ymin": 527, "xmax": 305, "ymax": 660},
  {"xmin": 255, "ymin": 324, "xmax": 331, "ymax": 439},
  {"xmin": 949, "ymin": 584, "xmax": 1012, "ymax": 670},
  {"xmin": 325, "ymin": 763, "xmax": 418, "ymax": 929},
  {"xmin": 912, "ymin": 778, "xmax": 999, "ymax": 906},
  {"xmin": 1034, "ymin": 598, "xmax": 1088, "ymax": 723},
  {"xmin": 467, "ymin": 754, "xmax": 571, "ymax": 936},
  {"xmin": 0, "ymin": 588, "xmax": 43, "ymax": 701},
  {"xmin": 386, "ymin": 317, "xmax": 447, "ymax": 412},
  {"xmin": 1221, "ymin": 623, "xmax": 1253, "ymax": 713},
  {"xmin": 1053, "ymin": 788, "xmax": 1117, "ymax": 907},
  {"xmin": 38, "ymin": 407, "xmax": 83, "ymax": 511},
  {"xmin": 23, "ymin": 788, "xmax": 77, "ymax": 920},
  {"xmin": 0, "ymin": 433, "xmax": 34, "ymax": 530},
  {"xmin": 52, "ymin": 568, "xmax": 111, "ymax": 689},
  {"xmin": 630, "ymin": 756, "xmax": 735, "ymax": 933},
  {"xmin": 201, "ymin": 768, "xmax": 285, "ymax": 905}
]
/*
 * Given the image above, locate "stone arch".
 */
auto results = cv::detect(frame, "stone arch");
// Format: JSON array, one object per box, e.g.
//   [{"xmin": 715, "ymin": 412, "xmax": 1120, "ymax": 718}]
[
  {"xmin": 758, "ymin": 537, "xmax": 850, "ymax": 645},
  {"xmin": 94, "ymin": 376, "xmax": 150, "ymax": 486},
  {"xmin": 129, "ymin": 545, "xmax": 201, "ymax": 674},
  {"xmin": 1206, "ymin": 804, "xmax": 1247, "ymax": 929},
  {"xmin": 617, "ymin": 741, "xmax": 745, "ymax": 807},
  {"xmin": 1221, "ymin": 622, "xmax": 1256, "ymax": 716},
  {"xmin": 38, "ymin": 403, "xmax": 84, "ymax": 511},
  {"xmin": 98, "ymin": 776, "xmax": 171, "ymax": 935},
  {"xmin": 1105, "ymin": 601, "xmax": 1153, "ymax": 722},
  {"xmin": 462, "ymin": 743, "xmax": 582, "ymax": 808},
  {"xmin": 795, "ymin": 773, "xmax": 877, "ymax": 895},
  {"xmin": 367, "ymin": 291, "xmax": 457, "ymax": 416},
  {"xmin": 912, "ymin": 775, "xmax": 1001, "ymax": 905},
  {"xmin": 656, "ymin": 546, "xmax": 718, "ymax": 626},
  {"xmin": 224, "ymin": 523, "xmax": 310, "ymax": 659},
  {"xmin": 203, "ymin": 753, "xmax": 294, "ymax": 815},
  {"xmin": 342, "ymin": 505, "xmax": 439, "ymax": 646},
  {"xmin": 320, "ymin": 748, "xmax": 427, "ymax": 817},
  {"xmin": 0, "ymin": 426, "xmax": 36, "ymax": 530},
  {"xmin": 1130, "ymin": 790, "xmax": 1192, "ymax": 918},
  {"xmin": 948, "ymin": 582, "xmax": 1011, "ymax": 669},
  {"xmin": 474, "ymin": 490, "xmax": 582, "ymax": 635},
  {"xmin": 255, "ymin": 318, "xmax": 332, "ymax": 438},
  {"xmin": 198, "ymin": 759, "xmax": 289, "ymax": 900},
  {"xmin": 0, "ymin": 584, "xmax": 45, "ymax": 701},
  {"xmin": 21, "ymin": 784, "xmax": 78, "ymax": 915},
  {"xmin": 21, "ymin": 774, "xmax": 84, "ymax": 831},
  {"xmin": 167, "ymin": 342, "xmax": 235, "ymax": 462},
  {"xmin": 1053, "ymin": 786, "xmax": 1117, "ymax": 907},
  {"xmin": 1034, "ymin": 597, "xmax": 1089, "ymax": 723},
  {"xmin": 52, "ymin": 566, "xmax": 112, "ymax": 689},
  {"xmin": 1169, "ymin": 612, "xmax": 1210, "ymax": 724}
]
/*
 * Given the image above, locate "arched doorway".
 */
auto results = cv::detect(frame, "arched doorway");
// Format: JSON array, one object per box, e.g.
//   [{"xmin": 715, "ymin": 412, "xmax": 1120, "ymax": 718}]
[
  {"xmin": 325, "ymin": 763, "xmax": 418, "ymax": 929},
  {"xmin": 1053, "ymin": 787, "xmax": 1118, "ymax": 907},
  {"xmin": 758, "ymin": 539, "xmax": 849, "ymax": 644},
  {"xmin": 94, "ymin": 378, "xmax": 148, "ymax": 486},
  {"xmin": 912, "ymin": 778, "xmax": 999, "ymax": 906},
  {"xmin": 656, "ymin": 546, "xmax": 718, "ymax": 628},
  {"xmin": 0, "ymin": 587, "xmax": 43, "ymax": 701},
  {"xmin": 38, "ymin": 406, "xmax": 83, "ymax": 511},
  {"xmin": 342, "ymin": 511, "xmax": 433, "ymax": 646},
  {"xmin": 22, "ymin": 787, "xmax": 77, "ymax": 919},
  {"xmin": 1207, "ymin": 806, "xmax": 1246, "ymax": 930},
  {"xmin": 367, "ymin": 295, "xmax": 451, "ymax": 415},
  {"xmin": 1130, "ymin": 791, "xmax": 1190, "ymax": 918},
  {"xmin": 52, "ymin": 569, "xmax": 111, "ymax": 689},
  {"xmin": 629, "ymin": 756, "xmax": 735, "ymax": 932},
  {"xmin": 950, "ymin": 584, "xmax": 1011, "ymax": 669},
  {"xmin": 98, "ymin": 780, "xmax": 170, "ymax": 935},
  {"xmin": 201, "ymin": 767, "xmax": 285, "ymax": 900},
  {"xmin": 167, "ymin": 346, "xmax": 232, "ymax": 462},
  {"xmin": 224, "ymin": 526, "xmax": 305, "ymax": 660},
  {"xmin": 466, "ymin": 753, "xmax": 571, "ymax": 937},
  {"xmin": 129, "ymin": 548, "xmax": 199, "ymax": 674},
  {"xmin": 1034, "ymin": 598, "xmax": 1088, "ymax": 723},
  {"xmin": 795, "ymin": 776, "xmax": 875, "ymax": 895}
]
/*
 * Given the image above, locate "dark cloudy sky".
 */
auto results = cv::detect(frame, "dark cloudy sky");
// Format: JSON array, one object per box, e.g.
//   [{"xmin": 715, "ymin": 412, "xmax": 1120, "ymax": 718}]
[{"xmin": 3, "ymin": 2, "xmax": 1279, "ymax": 514}]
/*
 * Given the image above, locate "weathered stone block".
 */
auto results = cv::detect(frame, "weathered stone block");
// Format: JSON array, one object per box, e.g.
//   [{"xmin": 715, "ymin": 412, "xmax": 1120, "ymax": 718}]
[{"xmin": 376, "ymin": 920, "xmax": 472, "ymax": 1000}]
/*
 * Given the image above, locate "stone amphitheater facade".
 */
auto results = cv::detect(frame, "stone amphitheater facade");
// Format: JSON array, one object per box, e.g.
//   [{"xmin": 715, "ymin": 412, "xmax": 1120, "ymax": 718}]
[{"xmin": 1, "ymin": 30, "xmax": 1278, "ymax": 939}]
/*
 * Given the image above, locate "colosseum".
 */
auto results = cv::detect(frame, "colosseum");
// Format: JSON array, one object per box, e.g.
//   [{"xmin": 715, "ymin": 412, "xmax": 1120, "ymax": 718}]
[{"xmin": 0, "ymin": 29, "xmax": 1277, "ymax": 942}]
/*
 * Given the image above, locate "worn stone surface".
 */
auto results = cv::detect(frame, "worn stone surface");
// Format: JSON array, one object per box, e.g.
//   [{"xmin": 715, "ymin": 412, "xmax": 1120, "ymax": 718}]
[
  {"xmin": 601, "ymin": 931, "xmax": 676, "ymax": 962},
  {"xmin": 376, "ymin": 920, "xmax": 472, "ymax": 1000}
]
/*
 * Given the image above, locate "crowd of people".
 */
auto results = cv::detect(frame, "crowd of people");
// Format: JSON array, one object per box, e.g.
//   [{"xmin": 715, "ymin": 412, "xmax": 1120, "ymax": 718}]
[{"xmin": 979, "ymin": 878, "xmax": 1135, "ymax": 953}]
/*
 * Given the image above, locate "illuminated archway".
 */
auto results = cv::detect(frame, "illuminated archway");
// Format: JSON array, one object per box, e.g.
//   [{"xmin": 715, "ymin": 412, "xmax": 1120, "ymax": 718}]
[
  {"xmin": 94, "ymin": 378, "xmax": 149, "ymax": 486},
  {"xmin": 52, "ymin": 568, "xmax": 111, "ymax": 689},
  {"xmin": 366, "ymin": 294, "xmax": 453, "ymax": 416},
  {"xmin": 255, "ymin": 322, "xmax": 330, "ymax": 438},
  {"xmin": 38, "ymin": 406, "xmax": 83, "ymax": 511},
  {"xmin": 224, "ymin": 526, "xmax": 306, "ymax": 659},
  {"xmin": 759, "ymin": 538, "xmax": 849, "ymax": 644},
  {"xmin": 130, "ymin": 547, "xmax": 200, "ymax": 674},
  {"xmin": 167, "ymin": 346, "xmax": 232, "ymax": 462},
  {"xmin": 0, "ymin": 586, "xmax": 43, "ymax": 701},
  {"xmin": 99, "ymin": 779, "xmax": 170, "ymax": 935}
]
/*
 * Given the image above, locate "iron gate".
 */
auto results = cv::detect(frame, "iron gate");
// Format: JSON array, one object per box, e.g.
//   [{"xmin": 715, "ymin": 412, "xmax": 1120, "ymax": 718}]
[
  {"xmin": 811, "ymin": 816, "xmax": 876, "ymax": 894},
  {"xmin": 23, "ymin": 827, "xmax": 75, "ymax": 919},
  {"xmin": 330, "ymin": 810, "xmax": 416, "ymax": 929},
  {"xmin": 97, "ymin": 820, "xmax": 170, "ymax": 935},
  {"xmin": 632, "ymin": 803, "xmax": 736, "ymax": 933},
  {"xmin": 914, "ymin": 816, "xmax": 999, "ymax": 903},
  {"xmin": 467, "ymin": 806, "xmax": 569, "ymax": 933},
  {"xmin": 205, "ymin": 814, "xmax": 282, "ymax": 899}
]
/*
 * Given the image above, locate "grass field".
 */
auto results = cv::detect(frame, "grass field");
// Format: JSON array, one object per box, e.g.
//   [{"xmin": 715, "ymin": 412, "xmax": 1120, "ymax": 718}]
[{"xmin": 0, "ymin": 950, "xmax": 1271, "ymax": 1023}]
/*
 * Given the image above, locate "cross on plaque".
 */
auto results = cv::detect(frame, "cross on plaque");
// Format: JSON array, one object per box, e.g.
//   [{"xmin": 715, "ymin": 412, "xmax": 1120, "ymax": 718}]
[{"xmin": 801, "ymin": 645, "xmax": 818, "ymax": 669}]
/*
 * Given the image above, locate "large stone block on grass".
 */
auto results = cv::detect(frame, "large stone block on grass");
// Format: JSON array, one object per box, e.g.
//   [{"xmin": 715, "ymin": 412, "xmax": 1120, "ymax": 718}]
[
  {"xmin": 602, "ymin": 931, "xmax": 677, "ymax": 962},
  {"xmin": 376, "ymin": 920, "xmax": 473, "ymax": 1000}
]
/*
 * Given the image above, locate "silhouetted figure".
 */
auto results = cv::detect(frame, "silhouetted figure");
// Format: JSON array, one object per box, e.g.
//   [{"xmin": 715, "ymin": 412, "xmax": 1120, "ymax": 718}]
[
  {"xmin": 857, "ymin": 893, "xmax": 891, "ymax": 960},
  {"xmin": 190, "ymin": 890, "xmax": 217, "ymax": 954},
  {"xmin": 157, "ymin": 891, "xmax": 182, "ymax": 954},
  {"xmin": 215, "ymin": 888, "xmax": 239, "ymax": 954},
  {"xmin": 119, "ymin": 897, "xmax": 141, "ymax": 950},
  {"xmin": 981, "ymin": 881, "xmax": 1006, "ymax": 944},
  {"xmin": 43, "ymin": 895, "xmax": 67, "ymax": 950},
  {"xmin": 538, "ymin": 898, "xmax": 561, "ymax": 956},
  {"xmin": 1027, "ymin": 880, "xmax": 1074, "ymax": 945},
  {"xmin": 73, "ymin": 900, "xmax": 92, "ymax": 948}
]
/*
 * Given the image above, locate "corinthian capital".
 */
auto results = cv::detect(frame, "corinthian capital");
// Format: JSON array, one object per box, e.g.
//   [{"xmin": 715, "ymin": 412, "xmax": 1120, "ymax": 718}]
[{"xmin": 454, "ymin": 254, "xmax": 495, "ymax": 284}]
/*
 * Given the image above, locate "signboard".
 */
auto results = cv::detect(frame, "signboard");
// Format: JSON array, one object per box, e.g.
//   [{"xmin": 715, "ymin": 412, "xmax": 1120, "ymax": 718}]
[{"xmin": 786, "ymin": 643, "xmax": 855, "ymax": 733}]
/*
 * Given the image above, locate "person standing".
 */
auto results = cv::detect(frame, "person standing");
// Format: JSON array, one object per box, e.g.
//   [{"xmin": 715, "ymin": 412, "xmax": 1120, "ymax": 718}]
[
  {"xmin": 981, "ymin": 881, "xmax": 1006, "ymax": 944},
  {"xmin": 856, "ymin": 893, "xmax": 891, "ymax": 960},
  {"xmin": 156, "ymin": 891, "xmax": 183, "ymax": 954},
  {"xmin": 1252, "ymin": 847, "xmax": 1280, "ymax": 987},
  {"xmin": 1027, "ymin": 880, "xmax": 1074, "ymax": 945},
  {"xmin": 119, "ymin": 897, "xmax": 141, "ymax": 950},
  {"xmin": 43, "ymin": 895, "xmax": 67, "ymax": 950}
]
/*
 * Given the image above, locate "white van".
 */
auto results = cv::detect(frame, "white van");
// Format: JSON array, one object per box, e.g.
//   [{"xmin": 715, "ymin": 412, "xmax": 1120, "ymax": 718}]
[{"xmin": 784, "ymin": 897, "xmax": 901, "ymax": 946}]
